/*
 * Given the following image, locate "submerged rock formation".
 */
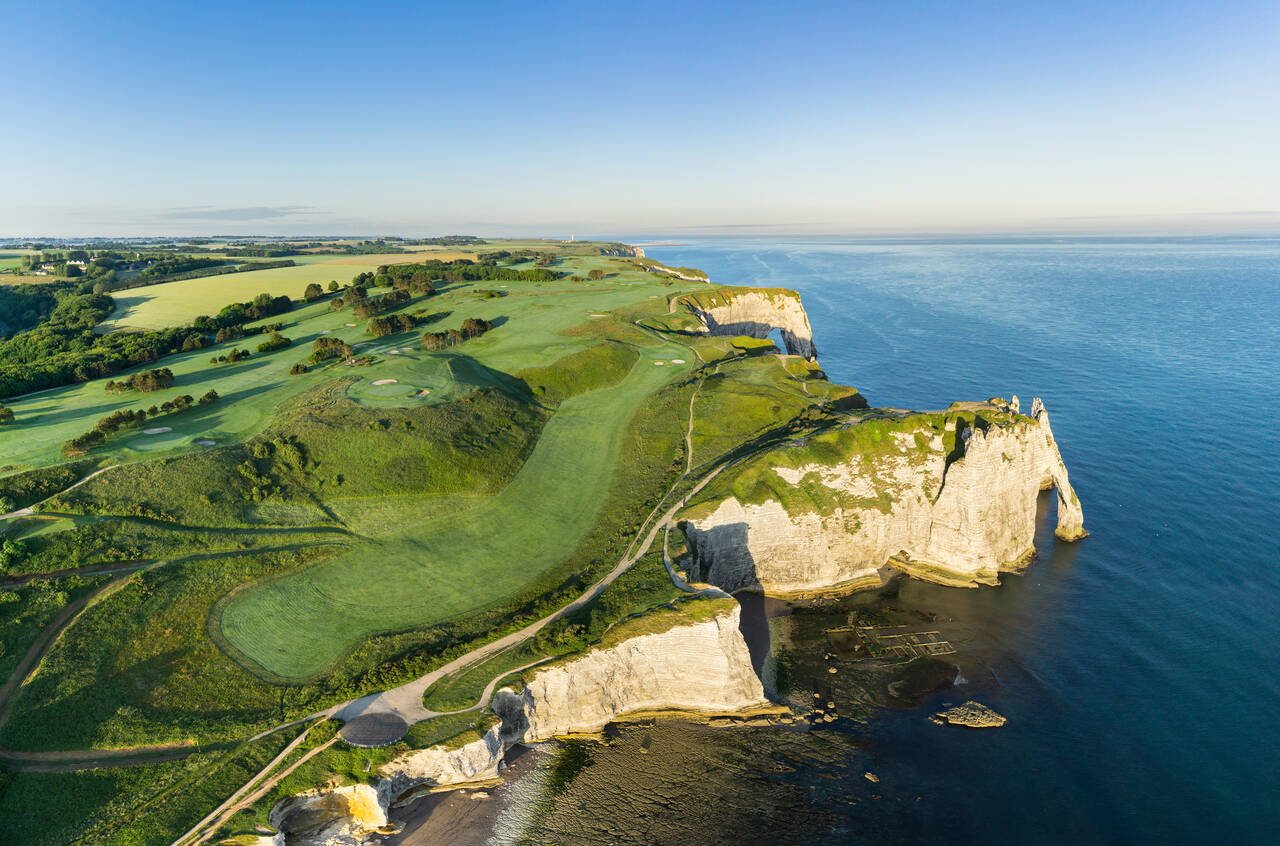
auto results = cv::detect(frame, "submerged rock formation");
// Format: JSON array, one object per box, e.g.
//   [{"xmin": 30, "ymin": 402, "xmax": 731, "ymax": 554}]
[
  {"xmin": 493, "ymin": 599, "xmax": 772, "ymax": 741},
  {"xmin": 933, "ymin": 701, "xmax": 1007, "ymax": 728},
  {"xmin": 678, "ymin": 399, "xmax": 1085, "ymax": 594},
  {"xmin": 680, "ymin": 288, "xmax": 817, "ymax": 360}
]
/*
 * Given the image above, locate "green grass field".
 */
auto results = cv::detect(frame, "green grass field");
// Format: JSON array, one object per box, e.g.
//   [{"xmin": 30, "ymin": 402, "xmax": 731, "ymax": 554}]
[
  {"xmin": 219, "ymin": 333, "xmax": 694, "ymax": 679},
  {"xmin": 0, "ymin": 241, "xmax": 848, "ymax": 786}
]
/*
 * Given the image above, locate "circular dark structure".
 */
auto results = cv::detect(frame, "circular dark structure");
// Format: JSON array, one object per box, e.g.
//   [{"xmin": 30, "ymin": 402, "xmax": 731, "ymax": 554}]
[{"xmin": 340, "ymin": 712, "xmax": 409, "ymax": 747}]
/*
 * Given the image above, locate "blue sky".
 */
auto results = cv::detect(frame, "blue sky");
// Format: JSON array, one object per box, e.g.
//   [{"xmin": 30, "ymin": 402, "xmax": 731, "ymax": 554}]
[{"xmin": 4, "ymin": 0, "xmax": 1278, "ymax": 237}]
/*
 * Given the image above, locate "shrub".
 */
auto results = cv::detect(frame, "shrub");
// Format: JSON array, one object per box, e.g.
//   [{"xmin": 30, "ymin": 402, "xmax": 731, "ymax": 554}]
[{"xmin": 256, "ymin": 332, "xmax": 292, "ymax": 353}]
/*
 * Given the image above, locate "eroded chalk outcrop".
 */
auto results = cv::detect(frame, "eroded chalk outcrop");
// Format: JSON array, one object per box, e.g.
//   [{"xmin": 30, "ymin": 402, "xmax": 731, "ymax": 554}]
[
  {"xmin": 680, "ymin": 288, "xmax": 817, "ymax": 360},
  {"xmin": 493, "ymin": 599, "xmax": 771, "ymax": 742},
  {"xmin": 267, "ymin": 602, "xmax": 769, "ymax": 844},
  {"xmin": 267, "ymin": 727, "xmax": 505, "ymax": 846},
  {"xmin": 678, "ymin": 399, "xmax": 1085, "ymax": 594}
]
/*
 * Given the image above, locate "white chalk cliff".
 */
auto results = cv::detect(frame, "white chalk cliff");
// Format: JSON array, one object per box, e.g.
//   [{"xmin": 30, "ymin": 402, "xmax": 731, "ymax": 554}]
[
  {"xmin": 679, "ymin": 400, "xmax": 1085, "ymax": 594},
  {"xmin": 266, "ymin": 726, "xmax": 505, "ymax": 846},
  {"xmin": 267, "ymin": 604, "xmax": 768, "ymax": 844},
  {"xmin": 493, "ymin": 600, "xmax": 771, "ymax": 741},
  {"xmin": 682, "ymin": 288, "xmax": 817, "ymax": 360}
]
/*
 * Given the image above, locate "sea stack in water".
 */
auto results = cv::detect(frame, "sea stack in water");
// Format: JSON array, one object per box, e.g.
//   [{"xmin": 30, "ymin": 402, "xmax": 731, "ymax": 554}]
[{"xmin": 678, "ymin": 398, "xmax": 1086, "ymax": 595}]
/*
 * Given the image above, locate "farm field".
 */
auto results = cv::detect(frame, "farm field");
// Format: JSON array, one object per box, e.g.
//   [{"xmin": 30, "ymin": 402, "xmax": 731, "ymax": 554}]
[
  {"xmin": 98, "ymin": 252, "xmax": 467, "ymax": 331},
  {"xmin": 95, "ymin": 245, "xmax": 643, "ymax": 331}
]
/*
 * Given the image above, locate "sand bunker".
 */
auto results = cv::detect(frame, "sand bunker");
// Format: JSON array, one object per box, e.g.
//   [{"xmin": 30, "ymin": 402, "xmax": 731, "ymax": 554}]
[
  {"xmin": 345, "ymin": 322, "xmax": 356, "ymax": 327},
  {"xmin": 414, "ymin": 389, "xmax": 431, "ymax": 397},
  {"xmin": 319, "ymin": 329, "xmax": 332, "ymax": 334},
  {"xmin": 671, "ymin": 359, "xmax": 686, "ymax": 364},
  {"xmin": 653, "ymin": 361, "xmax": 666, "ymax": 366},
  {"xmin": 387, "ymin": 350, "xmax": 399, "ymax": 355},
  {"xmin": 195, "ymin": 438, "xmax": 216, "ymax": 446},
  {"xmin": 143, "ymin": 427, "xmax": 172, "ymax": 435},
  {"xmin": 372, "ymin": 379, "xmax": 398, "ymax": 386}
]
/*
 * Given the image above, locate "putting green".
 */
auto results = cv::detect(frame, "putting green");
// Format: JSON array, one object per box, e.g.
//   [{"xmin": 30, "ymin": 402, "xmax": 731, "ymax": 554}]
[{"xmin": 219, "ymin": 341, "xmax": 693, "ymax": 679}]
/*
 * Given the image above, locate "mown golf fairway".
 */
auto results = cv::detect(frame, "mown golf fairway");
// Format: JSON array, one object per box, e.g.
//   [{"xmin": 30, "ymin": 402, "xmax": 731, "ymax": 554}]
[{"xmin": 219, "ymin": 339, "xmax": 691, "ymax": 679}]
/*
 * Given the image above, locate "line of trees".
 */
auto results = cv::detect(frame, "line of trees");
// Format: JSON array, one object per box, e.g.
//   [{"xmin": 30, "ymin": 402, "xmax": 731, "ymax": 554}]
[
  {"xmin": 61, "ymin": 390, "xmax": 217, "ymax": 456},
  {"xmin": 104, "ymin": 367, "xmax": 175, "ymax": 394},
  {"xmin": 353, "ymin": 289, "xmax": 410, "ymax": 319}
]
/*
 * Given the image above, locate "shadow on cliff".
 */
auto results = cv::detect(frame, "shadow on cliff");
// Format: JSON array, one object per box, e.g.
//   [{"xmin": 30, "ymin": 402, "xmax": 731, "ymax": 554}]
[{"xmin": 685, "ymin": 521, "xmax": 775, "ymax": 692}]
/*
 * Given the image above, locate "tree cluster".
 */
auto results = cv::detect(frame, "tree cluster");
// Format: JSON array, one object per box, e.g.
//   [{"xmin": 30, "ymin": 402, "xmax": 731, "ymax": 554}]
[
  {"xmin": 352, "ymin": 289, "xmax": 410, "ymax": 319},
  {"xmin": 256, "ymin": 332, "xmax": 292, "ymax": 353},
  {"xmin": 367, "ymin": 313, "xmax": 420, "ymax": 337},
  {"xmin": 104, "ymin": 367, "xmax": 175, "ymax": 394},
  {"xmin": 421, "ymin": 317, "xmax": 494, "ymax": 350},
  {"xmin": 329, "ymin": 285, "xmax": 368, "ymax": 311},
  {"xmin": 308, "ymin": 336, "xmax": 354, "ymax": 364}
]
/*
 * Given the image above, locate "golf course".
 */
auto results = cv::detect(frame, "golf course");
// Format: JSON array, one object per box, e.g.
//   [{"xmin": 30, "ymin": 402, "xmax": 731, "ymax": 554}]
[{"xmin": 0, "ymin": 237, "xmax": 863, "ymax": 844}]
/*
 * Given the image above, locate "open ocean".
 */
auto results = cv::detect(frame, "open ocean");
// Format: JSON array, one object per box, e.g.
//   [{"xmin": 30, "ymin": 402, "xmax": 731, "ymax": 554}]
[{"xmin": 628, "ymin": 237, "xmax": 1280, "ymax": 844}]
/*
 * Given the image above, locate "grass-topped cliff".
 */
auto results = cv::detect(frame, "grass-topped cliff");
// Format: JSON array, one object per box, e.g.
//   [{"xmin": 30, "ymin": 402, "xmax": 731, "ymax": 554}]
[{"xmin": 0, "ymin": 238, "xmax": 872, "ymax": 845}]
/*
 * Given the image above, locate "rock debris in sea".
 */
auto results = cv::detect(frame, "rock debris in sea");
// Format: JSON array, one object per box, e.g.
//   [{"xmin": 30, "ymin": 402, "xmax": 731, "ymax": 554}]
[{"xmin": 933, "ymin": 701, "xmax": 1006, "ymax": 728}]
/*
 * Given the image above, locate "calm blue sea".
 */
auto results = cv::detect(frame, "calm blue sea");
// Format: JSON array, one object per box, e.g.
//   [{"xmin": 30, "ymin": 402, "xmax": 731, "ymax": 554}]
[{"xmin": 641, "ymin": 237, "xmax": 1280, "ymax": 844}]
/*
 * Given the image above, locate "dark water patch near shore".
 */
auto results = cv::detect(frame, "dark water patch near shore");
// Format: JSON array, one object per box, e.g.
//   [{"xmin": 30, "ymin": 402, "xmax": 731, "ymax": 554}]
[
  {"xmin": 643, "ymin": 236, "xmax": 1280, "ymax": 844},
  {"xmin": 392, "ymin": 236, "xmax": 1280, "ymax": 843}
]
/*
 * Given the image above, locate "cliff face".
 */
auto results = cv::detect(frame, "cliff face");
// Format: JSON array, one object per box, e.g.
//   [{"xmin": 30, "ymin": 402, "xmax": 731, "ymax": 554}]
[
  {"xmin": 379, "ymin": 724, "xmax": 505, "ymax": 795},
  {"xmin": 268, "ymin": 784, "xmax": 388, "ymax": 846},
  {"xmin": 681, "ymin": 288, "xmax": 817, "ymax": 360},
  {"xmin": 679, "ymin": 400, "xmax": 1085, "ymax": 594},
  {"xmin": 267, "ymin": 727, "xmax": 504, "ymax": 846},
  {"xmin": 493, "ymin": 601, "xmax": 770, "ymax": 742},
  {"xmin": 267, "ymin": 606, "xmax": 769, "ymax": 844}
]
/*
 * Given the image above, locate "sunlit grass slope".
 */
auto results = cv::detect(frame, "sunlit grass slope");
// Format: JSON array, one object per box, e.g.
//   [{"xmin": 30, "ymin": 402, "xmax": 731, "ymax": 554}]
[{"xmin": 218, "ymin": 336, "xmax": 693, "ymax": 679}]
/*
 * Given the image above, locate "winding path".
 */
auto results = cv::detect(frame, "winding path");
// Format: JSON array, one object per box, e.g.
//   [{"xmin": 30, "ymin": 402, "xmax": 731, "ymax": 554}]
[{"xmin": 0, "ymin": 308, "xmax": 824, "ymax": 841}]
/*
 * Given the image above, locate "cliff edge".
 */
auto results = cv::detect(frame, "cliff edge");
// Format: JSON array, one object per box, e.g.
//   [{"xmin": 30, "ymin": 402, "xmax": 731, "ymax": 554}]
[
  {"xmin": 678, "ymin": 398, "xmax": 1085, "ymax": 594},
  {"xmin": 679, "ymin": 287, "xmax": 817, "ymax": 360},
  {"xmin": 493, "ymin": 597, "xmax": 772, "ymax": 741}
]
